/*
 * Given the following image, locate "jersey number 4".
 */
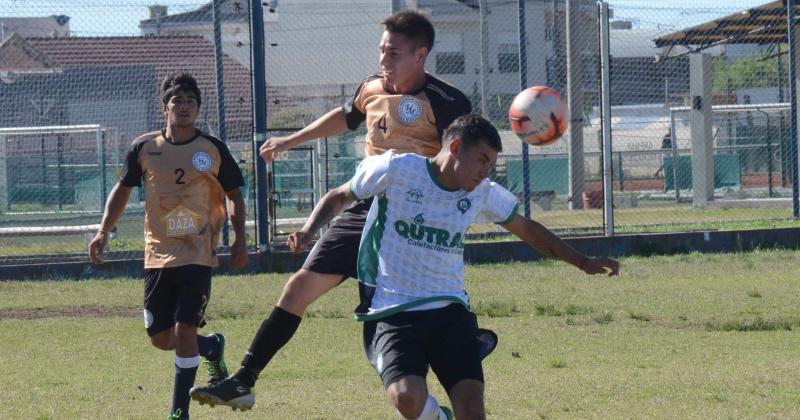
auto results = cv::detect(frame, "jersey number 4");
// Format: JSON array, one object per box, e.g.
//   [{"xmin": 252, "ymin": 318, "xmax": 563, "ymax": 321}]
[{"xmin": 378, "ymin": 114, "xmax": 388, "ymax": 134}]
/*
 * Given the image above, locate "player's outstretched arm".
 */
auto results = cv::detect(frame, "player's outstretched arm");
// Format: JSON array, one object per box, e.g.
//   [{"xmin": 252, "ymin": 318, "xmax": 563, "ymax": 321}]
[
  {"xmin": 225, "ymin": 187, "xmax": 248, "ymax": 269},
  {"xmin": 501, "ymin": 215, "xmax": 619, "ymax": 276},
  {"xmin": 259, "ymin": 107, "xmax": 348, "ymax": 163},
  {"xmin": 288, "ymin": 183, "xmax": 355, "ymax": 254},
  {"xmin": 88, "ymin": 183, "xmax": 133, "ymax": 264}
]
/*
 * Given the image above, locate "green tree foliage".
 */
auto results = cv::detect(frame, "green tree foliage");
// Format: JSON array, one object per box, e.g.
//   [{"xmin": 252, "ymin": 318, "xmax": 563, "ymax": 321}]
[{"xmin": 712, "ymin": 55, "xmax": 788, "ymax": 91}]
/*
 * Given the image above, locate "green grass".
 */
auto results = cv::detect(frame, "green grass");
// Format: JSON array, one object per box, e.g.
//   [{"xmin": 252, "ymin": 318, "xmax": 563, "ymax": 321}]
[{"xmin": 3, "ymin": 251, "xmax": 800, "ymax": 418}]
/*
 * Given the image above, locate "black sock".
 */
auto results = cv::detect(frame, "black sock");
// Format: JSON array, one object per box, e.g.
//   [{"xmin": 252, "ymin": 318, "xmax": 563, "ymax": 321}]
[
  {"xmin": 171, "ymin": 356, "xmax": 199, "ymax": 417},
  {"xmin": 197, "ymin": 334, "xmax": 220, "ymax": 360},
  {"xmin": 233, "ymin": 307, "xmax": 301, "ymax": 387}
]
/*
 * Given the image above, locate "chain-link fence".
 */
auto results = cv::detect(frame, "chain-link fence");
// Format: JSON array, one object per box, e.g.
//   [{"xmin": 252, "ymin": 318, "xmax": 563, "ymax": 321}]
[
  {"xmin": 1, "ymin": 0, "xmax": 797, "ymax": 262},
  {"xmin": 0, "ymin": 0, "xmax": 255, "ymax": 263}
]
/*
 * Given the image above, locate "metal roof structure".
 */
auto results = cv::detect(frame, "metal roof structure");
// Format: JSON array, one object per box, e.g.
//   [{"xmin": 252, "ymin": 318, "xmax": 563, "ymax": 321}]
[{"xmin": 654, "ymin": 0, "xmax": 799, "ymax": 54}]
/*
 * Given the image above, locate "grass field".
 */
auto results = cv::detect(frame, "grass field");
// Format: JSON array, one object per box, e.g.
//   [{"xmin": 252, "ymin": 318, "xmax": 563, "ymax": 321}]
[
  {"xmin": 2, "ymin": 204, "xmax": 799, "ymax": 257},
  {"xmin": 2, "ymin": 250, "xmax": 800, "ymax": 419}
]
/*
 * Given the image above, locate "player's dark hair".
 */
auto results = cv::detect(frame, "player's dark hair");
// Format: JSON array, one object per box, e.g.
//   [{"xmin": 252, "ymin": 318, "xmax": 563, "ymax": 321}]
[
  {"xmin": 161, "ymin": 72, "xmax": 202, "ymax": 107},
  {"xmin": 381, "ymin": 10, "xmax": 435, "ymax": 51},
  {"xmin": 443, "ymin": 114, "xmax": 503, "ymax": 152}
]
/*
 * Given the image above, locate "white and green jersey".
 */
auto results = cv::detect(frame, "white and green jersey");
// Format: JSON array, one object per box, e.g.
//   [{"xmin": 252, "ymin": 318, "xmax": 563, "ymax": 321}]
[{"xmin": 350, "ymin": 151, "xmax": 518, "ymax": 321}]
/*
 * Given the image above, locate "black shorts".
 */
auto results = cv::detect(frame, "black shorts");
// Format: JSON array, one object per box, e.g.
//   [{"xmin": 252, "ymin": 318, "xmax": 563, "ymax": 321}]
[
  {"xmin": 302, "ymin": 197, "xmax": 372, "ymax": 279},
  {"xmin": 363, "ymin": 304, "xmax": 484, "ymax": 393},
  {"xmin": 143, "ymin": 264, "xmax": 212, "ymax": 337}
]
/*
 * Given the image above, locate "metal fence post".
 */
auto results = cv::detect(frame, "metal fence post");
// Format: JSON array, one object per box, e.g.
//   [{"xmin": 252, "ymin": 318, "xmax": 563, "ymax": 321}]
[
  {"xmin": 250, "ymin": 0, "xmax": 270, "ymax": 250},
  {"xmin": 599, "ymin": 1, "xmax": 614, "ymax": 236},
  {"xmin": 518, "ymin": 0, "xmax": 531, "ymax": 219},
  {"xmin": 212, "ymin": 0, "xmax": 230, "ymax": 247},
  {"xmin": 788, "ymin": 0, "xmax": 799, "ymax": 218}
]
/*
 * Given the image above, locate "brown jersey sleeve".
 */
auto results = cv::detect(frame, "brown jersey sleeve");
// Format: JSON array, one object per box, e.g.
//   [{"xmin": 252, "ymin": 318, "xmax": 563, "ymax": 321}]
[
  {"xmin": 343, "ymin": 74, "xmax": 382, "ymax": 130},
  {"xmin": 206, "ymin": 135, "xmax": 245, "ymax": 191},
  {"xmin": 119, "ymin": 137, "xmax": 148, "ymax": 187}
]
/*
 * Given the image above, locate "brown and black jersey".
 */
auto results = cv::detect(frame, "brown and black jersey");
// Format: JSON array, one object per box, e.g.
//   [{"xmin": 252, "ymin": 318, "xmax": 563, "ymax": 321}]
[
  {"xmin": 120, "ymin": 130, "xmax": 244, "ymax": 269},
  {"xmin": 343, "ymin": 73, "xmax": 472, "ymax": 157}
]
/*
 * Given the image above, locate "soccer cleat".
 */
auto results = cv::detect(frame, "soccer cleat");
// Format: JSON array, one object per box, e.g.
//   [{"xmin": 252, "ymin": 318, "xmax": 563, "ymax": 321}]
[
  {"xmin": 190, "ymin": 377, "xmax": 255, "ymax": 411},
  {"xmin": 439, "ymin": 406, "xmax": 454, "ymax": 420},
  {"xmin": 477, "ymin": 328, "xmax": 498, "ymax": 360},
  {"xmin": 167, "ymin": 408, "xmax": 188, "ymax": 420},
  {"xmin": 202, "ymin": 333, "xmax": 228, "ymax": 384}
]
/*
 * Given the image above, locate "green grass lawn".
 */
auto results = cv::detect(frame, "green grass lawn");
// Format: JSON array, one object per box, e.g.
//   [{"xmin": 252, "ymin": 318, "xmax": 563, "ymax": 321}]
[
  {"xmin": 2, "ymin": 250, "xmax": 800, "ymax": 418},
  {"xmin": 2, "ymin": 204, "xmax": 798, "ymax": 257}
]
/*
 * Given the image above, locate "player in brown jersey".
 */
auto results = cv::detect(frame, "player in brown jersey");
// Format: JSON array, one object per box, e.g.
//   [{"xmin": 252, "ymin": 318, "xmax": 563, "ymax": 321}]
[
  {"xmin": 190, "ymin": 10, "xmax": 478, "ymax": 412},
  {"xmin": 88, "ymin": 73, "xmax": 247, "ymax": 420}
]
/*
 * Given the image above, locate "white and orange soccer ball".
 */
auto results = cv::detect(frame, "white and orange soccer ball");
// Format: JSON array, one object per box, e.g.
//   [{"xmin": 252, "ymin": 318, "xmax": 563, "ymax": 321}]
[{"xmin": 508, "ymin": 85, "xmax": 568, "ymax": 146}]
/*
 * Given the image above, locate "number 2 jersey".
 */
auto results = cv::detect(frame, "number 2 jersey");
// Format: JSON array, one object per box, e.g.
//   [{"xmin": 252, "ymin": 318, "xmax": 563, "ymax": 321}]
[
  {"xmin": 119, "ymin": 130, "xmax": 244, "ymax": 269},
  {"xmin": 343, "ymin": 73, "xmax": 472, "ymax": 157},
  {"xmin": 349, "ymin": 152, "xmax": 518, "ymax": 321}
]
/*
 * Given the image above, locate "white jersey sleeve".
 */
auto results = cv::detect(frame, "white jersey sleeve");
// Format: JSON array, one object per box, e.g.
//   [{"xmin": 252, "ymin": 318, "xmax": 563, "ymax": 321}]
[
  {"xmin": 348, "ymin": 151, "xmax": 394, "ymax": 200},
  {"xmin": 476, "ymin": 181, "xmax": 519, "ymax": 224}
]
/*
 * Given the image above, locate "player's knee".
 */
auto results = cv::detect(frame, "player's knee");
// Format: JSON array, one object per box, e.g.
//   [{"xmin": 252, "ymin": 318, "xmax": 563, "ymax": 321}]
[
  {"xmin": 454, "ymin": 393, "xmax": 485, "ymax": 418},
  {"xmin": 391, "ymin": 388, "xmax": 427, "ymax": 418},
  {"xmin": 173, "ymin": 322, "xmax": 197, "ymax": 343},
  {"xmin": 149, "ymin": 331, "xmax": 174, "ymax": 350},
  {"xmin": 277, "ymin": 272, "xmax": 319, "ymax": 314}
]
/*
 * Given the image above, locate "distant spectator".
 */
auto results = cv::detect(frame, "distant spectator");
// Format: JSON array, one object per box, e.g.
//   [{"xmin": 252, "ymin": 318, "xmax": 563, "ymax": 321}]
[{"xmin": 661, "ymin": 129, "xmax": 672, "ymax": 149}]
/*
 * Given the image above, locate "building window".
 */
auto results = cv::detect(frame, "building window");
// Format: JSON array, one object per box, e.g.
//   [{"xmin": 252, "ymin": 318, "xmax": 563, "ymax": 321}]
[
  {"xmin": 436, "ymin": 52, "xmax": 465, "ymax": 74},
  {"xmin": 435, "ymin": 33, "xmax": 465, "ymax": 75},
  {"xmin": 498, "ymin": 43, "xmax": 519, "ymax": 73}
]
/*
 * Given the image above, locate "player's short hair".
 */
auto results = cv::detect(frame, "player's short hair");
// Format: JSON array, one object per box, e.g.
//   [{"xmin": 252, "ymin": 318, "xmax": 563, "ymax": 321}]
[
  {"xmin": 444, "ymin": 114, "xmax": 503, "ymax": 152},
  {"xmin": 161, "ymin": 72, "xmax": 202, "ymax": 107},
  {"xmin": 381, "ymin": 10, "xmax": 435, "ymax": 51}
]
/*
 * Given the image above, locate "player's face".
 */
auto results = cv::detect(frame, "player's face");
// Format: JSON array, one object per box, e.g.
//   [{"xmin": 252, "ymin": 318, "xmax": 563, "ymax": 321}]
[
  {"xmin": 379, "ymin": 31, "xmax": 426, "ymax": 88},
  {"xmin": 451, "ymin": 139, "xmax": 497, "ymax": 192},
  {"xmin": 164, "ymin": 90, "xmax": 199, "ymax": 128}
]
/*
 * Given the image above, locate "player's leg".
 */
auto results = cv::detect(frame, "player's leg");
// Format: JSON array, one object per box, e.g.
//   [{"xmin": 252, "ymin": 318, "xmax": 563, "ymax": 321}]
[
  {"xmin": 189, "ymin": 268, "xmax": 341, "ymax": 410},
  {"xmin": 365, "ymin": 312, "xmax": 452, "ymax": 419},
  {"xmin": 168, "ymin": 265, "xmax": 214, "ymax": 420},
  {"xmin": 191, "ymin": 200, "xmax": 371, "ymax": 409},
  {"xmin": 428, "ymin": 305, "xmax": 486, "ymax": 420},
  {"xmin": 446, "ymin": 379, "xmax": 485, "ymax": 420}
]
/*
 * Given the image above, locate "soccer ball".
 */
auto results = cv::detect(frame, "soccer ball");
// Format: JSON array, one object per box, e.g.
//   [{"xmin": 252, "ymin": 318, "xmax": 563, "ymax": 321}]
[{"xmin": 508, "ymin": 86, "xmax": 568, "ymax": 146}]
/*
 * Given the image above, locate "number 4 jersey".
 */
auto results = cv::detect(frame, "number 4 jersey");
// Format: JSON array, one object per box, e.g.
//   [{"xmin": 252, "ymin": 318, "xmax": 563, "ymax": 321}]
[
  {"xmin": 120, "ymin": 130, "xmax": 244, "ymax": 269},
  {"xmin": 343, "ymin": 73, "xmax": 472, "ymax": 158}
]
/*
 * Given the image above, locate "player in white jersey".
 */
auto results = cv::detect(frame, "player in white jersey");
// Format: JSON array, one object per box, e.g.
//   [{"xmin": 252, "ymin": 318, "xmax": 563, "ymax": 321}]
[{"xmin": 289, "ymin": 114, "xmax": 620, "ymax": 419}]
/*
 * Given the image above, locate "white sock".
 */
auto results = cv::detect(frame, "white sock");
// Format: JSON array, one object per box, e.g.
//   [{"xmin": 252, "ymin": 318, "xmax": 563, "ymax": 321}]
[
  {"xmin": 175, "ymin": 355, "xmax": 200, "ymax": 369},
  {"xmin": 400, "ymin": 395, "xmax": 447, "ymax": 420}
]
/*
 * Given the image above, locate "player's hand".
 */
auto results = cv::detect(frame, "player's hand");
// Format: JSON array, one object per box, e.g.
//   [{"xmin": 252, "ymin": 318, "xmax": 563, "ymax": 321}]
[
  {"xmin": 229, "ymin": 237, "xmax": 248, "ymax": 269},
  {"xmin": 287, "ymin": 230, "xmax": 313, "ymax": 254},
  {"xmin": 580, "ymin": 256, "xmax": 620, "ymax": 277},
  {"xmin": 259, "ymin": 136, "xmax": 293, "ymax": 163},
  {"xmin": 88, "ymin": 231, "xmax": 109, "ymax": 264}
]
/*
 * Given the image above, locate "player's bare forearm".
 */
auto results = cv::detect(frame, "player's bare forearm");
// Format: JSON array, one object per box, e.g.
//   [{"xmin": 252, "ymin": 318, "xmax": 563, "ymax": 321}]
[
  {"xmin": 502, "ymin": 215, "xmax": 620, "ymax": 276},
  {"xmin": 300, "ymin": 183, "xmax": 354, "ymax": 235},
  {"xmin": 99, "ymin": 183, "xmax": 133, "ymax": 233},
  {"xmin": 502, "ymin": 215, "xmax": 587, "ymax": 267},
  {"xmin": 225, "ymin": 188, "xmax": 246, "ymax": 240},
  {"xmin": 286, "ymin": 107, "xmax": 348, "ymax": 147}
]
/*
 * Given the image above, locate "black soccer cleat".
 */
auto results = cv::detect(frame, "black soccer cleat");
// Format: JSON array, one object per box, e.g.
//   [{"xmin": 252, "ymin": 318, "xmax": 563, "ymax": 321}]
[
  {"xmin": 477, "ymin": 328, "xmax": 499, "ymax": 360},
  {"xmin": 190, "ymin": 377, "xmax": 255, "ymax": 411},
  {"xmin": 202, "ymin": 333, "xmax": 229, "ymax": 384}
]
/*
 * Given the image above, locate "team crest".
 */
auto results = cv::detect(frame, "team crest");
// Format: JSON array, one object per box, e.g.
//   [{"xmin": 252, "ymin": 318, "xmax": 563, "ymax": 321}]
[
  {"xmin": 192, "ymin": 151, "xmax": 212, "ymax": 172},
  {"xmin": 398, "ymin": 96, "xmax": 422, "ymax": 123},
  {"xmin": 457, "ymin": 198, "xmax": 471, "ymax": 214}
]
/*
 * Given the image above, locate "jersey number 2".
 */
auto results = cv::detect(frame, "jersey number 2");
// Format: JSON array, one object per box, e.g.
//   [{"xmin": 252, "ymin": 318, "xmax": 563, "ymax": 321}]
[
  {"xmin": 175, "ymin": 168, "xmax": 186, "ymax": 184},
  {"xmin": 378, "ymin": 114, "xmax": 388, "ymax": 134}
]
